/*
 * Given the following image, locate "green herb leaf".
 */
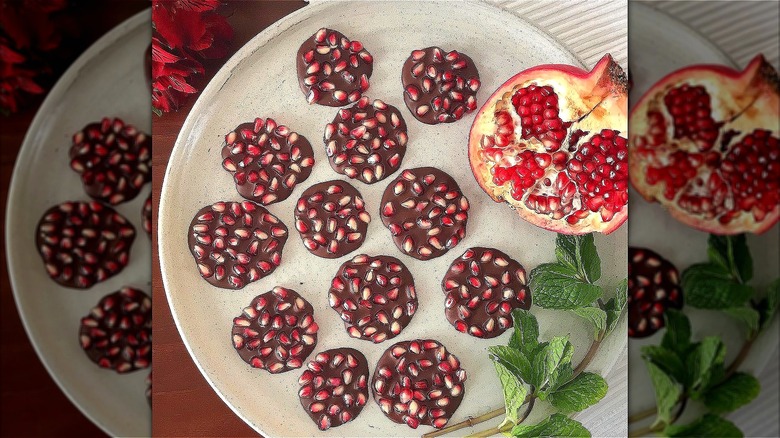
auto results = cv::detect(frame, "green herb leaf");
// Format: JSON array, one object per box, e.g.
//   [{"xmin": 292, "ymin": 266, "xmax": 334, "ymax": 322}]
[
  {"xmin": 682, "ymin": 263, "xmax": 753, "ymax": 309},
  {"xmin": 723, "ymin": 307, "xmax": 760, "ymax": 335},
  {"xmin": 511, "ymin": 413, "xmax": 591, "ymax": 437},
  {"xmin": 547, "ymin": 372, "xmax": 608, "ymax": 413},
  {"xmin": 644, "ymin": 360, "xmax": 681, "ymax": 426},
  {"xmin": 708, "ymin": 234, "xmax": 752, "ymax": 283},
  {"xmin": 641, "ymin": 345, "xmax": 687, "ymax": 384},
  {"xmin": 492, "ymin": 361, "xmax": 528, "ymax": 424},
  {"xmin": 508, "ymin": 309, "xmax": 540, "ymax": 356},
  {"xmin": 530, "ymin": 336, "xmax": 573, "ymax": 394},
  {"xmin": 686, "ymin": 336, "xmax": 726, "ymax": 393},
  {"xmin": 531, "ymin": 263, "xmax": 602, "ymax": 309},
  {"xmin": 702, "ymin": 372, "xmax": 760, "ymax": 414},
  {"xmin": 489, "ymin": 345, "xmax": 534, "ymax": 384},
  {"xmin": 604, "ymin": 279, "xmax": 628, "ymax": 336},
  {"xmin": 573, "ymin": 306, "xmax": 607, "ymax": 338},
  {"xmin": 757, "ymin": 278, "xmax": 780, "ymax": 330},
  {"xmin": 661, "ymin": 309, "xmax": 691, "ymax": 357},
  {"xmin": 555, "ymin": 234, "xmax": 601, "ymax": 283},
  {"xmin": 664, "ymin": 414, "xmax": 743, "ymax": 437}
]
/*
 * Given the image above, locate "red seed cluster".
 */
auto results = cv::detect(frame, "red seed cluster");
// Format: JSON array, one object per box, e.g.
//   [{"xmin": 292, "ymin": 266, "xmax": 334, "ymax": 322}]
[
  {"xmin": 628, "ymin": 247, "xmax": 683, "ymax": 338},
  {"xmin": 664, "ymin": 84, "xmax": 721, "ymax": 152},
  {"xmin": 79, "ymin": 287, "xmax": 152, "ymax": 373},
  {"xmin": 511, "ymin": 84, "xmax": 569, "ymax": 152}
]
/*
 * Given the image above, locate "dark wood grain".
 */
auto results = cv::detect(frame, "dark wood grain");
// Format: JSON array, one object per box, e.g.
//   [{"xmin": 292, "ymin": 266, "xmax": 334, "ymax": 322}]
[
  {"xmin": 0, "ymin": 3, "xmax": 148, "ymax": 437},
  {"xmin": 151, "ymin": 2, "xmax": 306, "ymax": 436}
]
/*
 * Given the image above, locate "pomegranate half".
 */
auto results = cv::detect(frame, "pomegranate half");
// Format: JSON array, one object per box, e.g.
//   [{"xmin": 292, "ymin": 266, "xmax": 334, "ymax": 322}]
[
  {"xmin": 468, "ymin": 54, "xmax": 628, "ymax": 235},
  {"xmin": 629, "ymin": 55, "xmax": 780, "ymax": 234}
]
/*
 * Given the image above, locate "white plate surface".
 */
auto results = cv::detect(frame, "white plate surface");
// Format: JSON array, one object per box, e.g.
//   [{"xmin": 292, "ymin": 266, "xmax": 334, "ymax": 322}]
[
  {"xmin": 5, "ymin": 10, "xmax": 152, "ymax": 438},
  {"xmin": 628, "ymin": 1, "xmax": 780, "ymax": 421},
  {"xmin": 159, "ymin": 1, "xmax": 628, "ymax": 436}
]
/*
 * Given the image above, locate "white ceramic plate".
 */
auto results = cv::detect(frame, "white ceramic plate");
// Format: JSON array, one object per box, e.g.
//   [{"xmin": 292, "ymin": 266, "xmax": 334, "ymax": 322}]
[
  {"xmin": 628, "ymin": 1, "xmax": 780, "ymax": 422},
  {"xmin": 159, "ymin": 1, "xmax": 627, "ymax": 436},
  {"xmin": 5, "ymin": 10, "xmax": 152, "ymax": 437}
]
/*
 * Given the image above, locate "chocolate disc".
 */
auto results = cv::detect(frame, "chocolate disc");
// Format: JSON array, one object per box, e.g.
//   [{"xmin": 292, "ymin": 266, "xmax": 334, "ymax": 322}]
[
  {"xmin": 402, "ymin": 47, "xmax": 480, "ymax": 124},
  {"xmin": 380, "ymin": 167, "xmax": 469, "ymax": 260},
  {"xmin": 325, "ymin": 96, "xmax": 408, "ymax": 184},
  {"xmin": 146, "ymin": 371, "xmax": 152, "ymax": 406},
  {"xmin": 79, "ymin": 287, "xmax": 151, "ymax": 373},
  {"xmin": 442, "ymin": 247, "xmax": 530, "ymax": 338},
  {"xmin": 372, "ymin": 339, "xmax": 467, "ymax": 429},
  {"xmin": 232, "ymin": 287, "xmax": 319, "ymax": 374},
  {"xmin": 297, "ymin": 28, "xmax": 373, "ymax": 106},
  {"xmin": 188, "ymin": 201, "xmax": 288, "ymax": 290},
  {"xmin": 69, "ymin": 117, "xmax": 151, "ymax": 204},
  {"xmin": 36, "ymin": 201, "xmax": 135, "ymax": 289},
  {"xmin": 298, "ymin": 348, "xmax": 369, "ymax": 430},
  {"xmin": 628, "ymin": 247, "xmax": 683, "ymax": 338},
  {"xmin": 142, "ymin": 193, "xmax": 152, "ymax": 238},
  {"xmin": 329, "ymin": 254, "xmax": 417, "ymax": 343},
  {"xmin": 221, "ymin": 117, "xmax": 315, "ymax": 205},
  {"xmin": 294, "ymin": 180, "xmax": 371, "ymax": 258}
]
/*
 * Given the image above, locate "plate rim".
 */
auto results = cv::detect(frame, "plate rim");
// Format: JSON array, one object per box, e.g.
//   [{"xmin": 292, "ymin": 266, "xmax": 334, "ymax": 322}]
[
  {"xmin": 158, "ymin": 1, "xmax": 627, "ymax": 436},
  {"xmin": 5, "ymin": 8, "xmax": 151, "ymax": 437}
]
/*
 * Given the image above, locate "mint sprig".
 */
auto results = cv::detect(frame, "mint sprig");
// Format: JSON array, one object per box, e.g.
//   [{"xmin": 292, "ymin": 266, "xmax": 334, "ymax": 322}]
[{"xmin": 511, "ymin": 413, "xmax": 592, "ymax": 437}]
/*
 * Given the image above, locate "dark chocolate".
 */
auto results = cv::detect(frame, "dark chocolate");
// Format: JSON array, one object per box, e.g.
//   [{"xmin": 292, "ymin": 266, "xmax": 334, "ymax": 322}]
[
  {"xmin": 442, "ymin": 247, "xmax": 530, "ymax": 338},
  {"xmin": 325, "ymin": 96, "xmax": 408, "ymax": 184},
  {"xmin": 372, "ymin": 339, "xmax": 467, "ymax": 429},
  {"xmin": 232, "ymin": 287, "xmax": 319, "ymax": 374},
  {"xmin": 298, "ymin": 348, "xmax": 369, "ymax": 430},
  {"xmin": 294, "ymin": 180, "xmax": 370, "ymax": 258},
  {"xmin": 628, "ymin": 247, "xmax": 683, "ymax": 338},
  {"xmin": 380, "ymin": 167, "xmax": 469, "ymax": 260},
  {"xmin": 401, "ymin": 47, "xmax": 480, "ymax": 124},
  {"xmin": 187, "ymin": 201, "xmax": 288, "ymax": 290},
  {"xmin": 142, "ymin": 193, "xmax": 152, "ymax": 238},
  {"xmin": 79, "ymin": 287, "xmax": 151, "ymax": 373},
  {"xmin": 329, "ymin": 254, "xmax": 417, "ymax": 343},
  {"xmin": 221, "ymin": 117, "xmax": 315, "ymax": 205},
  {"xmin": 297, "ymin": 28, "xmax": 373, "ymax": 106},
  {"xmin": 36, "ymin": 201, "xmax": 135, "ymax": 289},
  {"xmin": 69, "ymin": 117, "xmax": 151, "ymax": 205}
]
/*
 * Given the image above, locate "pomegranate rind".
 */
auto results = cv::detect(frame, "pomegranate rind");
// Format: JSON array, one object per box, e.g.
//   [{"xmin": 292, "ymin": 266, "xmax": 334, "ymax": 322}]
[
  {"xmin": 628, "ymin": 55, "xmax": 780, "ymax": 235},
  {"xmin": 468, "ymin": 54, "xmax": 628, "ymax": 235}
]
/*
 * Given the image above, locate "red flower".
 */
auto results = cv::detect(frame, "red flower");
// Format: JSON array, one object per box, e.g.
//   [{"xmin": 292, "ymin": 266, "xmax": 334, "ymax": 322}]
[{"xmin": 151, "ymin": 0, "xmax": 232, "ymax": 113}]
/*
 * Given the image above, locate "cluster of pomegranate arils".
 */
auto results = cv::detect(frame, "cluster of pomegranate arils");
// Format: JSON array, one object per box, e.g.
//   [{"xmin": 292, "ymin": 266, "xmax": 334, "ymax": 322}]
[{"xmin": 628, "ymin": 247, "xmax": 683, "ymax": 338}]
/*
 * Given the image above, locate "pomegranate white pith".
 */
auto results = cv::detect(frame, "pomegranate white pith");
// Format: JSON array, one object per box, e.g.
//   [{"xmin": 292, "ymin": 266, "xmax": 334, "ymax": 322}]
[
  {"xmin": 468, "ymin": 54, "xmax": 628, "ymax": 235},
  {"xmin": 629, "ymin": 55, "xmax": 780, "ymax": 234}
]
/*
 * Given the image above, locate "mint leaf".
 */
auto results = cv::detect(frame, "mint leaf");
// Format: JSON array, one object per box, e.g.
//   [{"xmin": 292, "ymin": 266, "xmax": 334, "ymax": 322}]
[
  {"xmin": 489, "ymin": 345, "xmax": 534, "ymax": 384},
  {"xmin": 661, "ymin": 309, "xmax": 691, "ymax": 357},
  {"xmin": 641, "ymin": 345, "xmax": 686, "ymax": 384},
  {"xmin": 683, "ymin": 263, "xmax": 753, "ymax": 309},
  {"xmin": 555, "ymin": 234, "xmax": 601, "ymax": 283},
  {"xmin": 573, "ymin": 306, "xmax": 607, "ymax": 338},
  {"xmin": 708, "ymin": 234, "xmax": 752, "ymax": 283},
  {"xmin": 547, "ymin": 372, "xmax": 608, "ymax": 413},
  {"xmin": 511, "ymin": 413, "xmax": 591, "ymax": 437},
  {"xmin": 686, "ymin": 336, "xmax": 726, "ymax": 393},
  {"xmin": 492, "ymin": 361, "xmax": 528, "ymax": 424},
  {"xmin": 530, "ymin": 336, "xmax": 573, "ymax": 393},
  {"xmin": 531, "ymin": 263, "xmax": 602, "ymax": 309},
  {"xmin": 644, "ymin": 360, "xmax": 681, "ymax": 426},
  {"xmin": 702, "ymin": 372, "xmax": 760, "ymax": 414},
  {"xmin": 757, "ymin": 278, "xmax": 780, "ymax": 330},
  {"xmin": 605, "ymin": 279, "xmax": 628, "ymax": 336},
  {"xmin": 723, "ymin": 307, "xmax": 760, "ymax": 335},
  {"xmin": 665, "ymin": 414, "xmax": 743, "ymax": 437},
  {"xmin": 508, "ymin": 309, "xmax": 540, "ymax": 356}
]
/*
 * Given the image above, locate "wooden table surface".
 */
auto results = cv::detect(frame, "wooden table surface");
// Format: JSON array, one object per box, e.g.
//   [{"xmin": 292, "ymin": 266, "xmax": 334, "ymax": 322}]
[
  {"xmin": 0, "ymin": 3, "xmax": 149, "ymax": 436},
  {"xmin": 151, "ymin": 2, "xmax": 306, "ymax": 436}
]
